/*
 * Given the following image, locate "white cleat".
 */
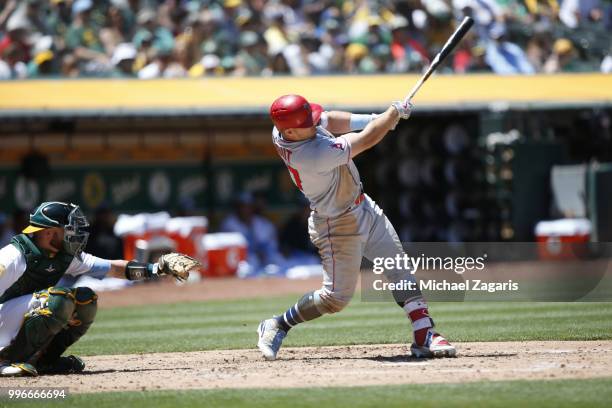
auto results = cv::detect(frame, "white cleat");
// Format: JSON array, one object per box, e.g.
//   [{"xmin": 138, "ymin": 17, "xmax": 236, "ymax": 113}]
[
  {"xmin": 257, "ymin": 318, "xmax": 287, "ymax": 361},
  {"xmin": 411, "ymin": 330, "xmax": 457, "ymax": 358},
  {"xmin": 0, "ymin": 362, "xmax": 38, "ymax": 377}
]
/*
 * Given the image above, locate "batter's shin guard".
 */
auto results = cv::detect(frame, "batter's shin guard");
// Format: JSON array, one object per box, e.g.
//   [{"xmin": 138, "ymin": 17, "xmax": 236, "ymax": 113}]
[
  {"xmin": 37, "ymin": 287, "xmax": 98, "ymax": 366},
  {"xmin": 0, "ymin": 287, "xmax": 76, "ymax": 364}
]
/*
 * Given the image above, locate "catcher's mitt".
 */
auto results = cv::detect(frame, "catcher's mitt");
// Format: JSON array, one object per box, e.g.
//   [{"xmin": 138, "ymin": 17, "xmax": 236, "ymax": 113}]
[{"xmin": 157, "ymin": 253, "xmax": 202, "ymax": 282}]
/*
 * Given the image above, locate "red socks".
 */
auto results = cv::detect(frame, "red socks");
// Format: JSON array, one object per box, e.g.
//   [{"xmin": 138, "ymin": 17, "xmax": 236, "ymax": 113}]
[{"xmin": 403, "ymin": 298, "xmax": 434, "ymax": 346}]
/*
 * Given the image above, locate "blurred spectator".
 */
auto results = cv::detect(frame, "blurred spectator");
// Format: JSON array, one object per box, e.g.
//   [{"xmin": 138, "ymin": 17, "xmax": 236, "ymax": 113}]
[
  {"xmin": 132, "ymin": 8, "xmax": 174, "ymax": 55},
  {"xmin": 138, "ymin": 45, "xmax": 185, "ymax": 79},
  {"xmin": 26, "ymin": 48, "xmax": 55, "ymax": 78},
  {"xmin": 220, "ymin": 191, "xmax": 282, "ymax": 273},
  {"xmin": 453, "ymin": 0, "xmax": 506, "ymax": 39},
  {"xmin": 484, "ymin": 23, "xmax": 535, "ymax": 74},
  {"xmin": 0, "ymin": 0, "xmax": 608, "ymax": 78},
  {"xmin": 110, "ymin": 42, "xmax": 136, "ymax": 77},
  {"xmin": 234, "ymin": 30, "xmax": 268, "ymax": 76},
  {"xmin": 390, "ymin": 16, "xmax": 429, "ymax": 73},
  {"xmin": 0, "ymin": 1, "xmax": 18, "ymax": 32},
  {"xmin": 266, "ymin": 52, "xmax": 291, "ymax": 76},
  {"xmin": 85, "ymin": 205, "xmax": 124, "ymax": 260},
  {"xmin": 100, "ymin": 4, "xmax": 130, "ymax": 56},
  {"xmin": 189, "ymin": 53, "xmax": 223, "ymax": 77},
  {"xmin": 45, "ymin": 0, "xmax": 72, "ymax": 50},
  {"xmin": 0, "ymin": 43, "xmax": 27, "ymax": 79},
  {"xmin": 0, "ymin": 10, "xmax": 31, "ymax": 63},
  {"xmin": 525, "ymin": 26, "xmax": 553, "ymax": 72},
  {"xmin": 344, "ymin": 42, "xmax": 369, "ymax": 74},
  {"xmin": 523, "ymin": 0, "xmax": 559, "ymax": 21},
  {"xmin": 543, "ymin": 38, "xmax": 592, "ymax": 73},
  {"xmin": 65, "ymin": 0, "xmax": 108, "ymax": 75}
]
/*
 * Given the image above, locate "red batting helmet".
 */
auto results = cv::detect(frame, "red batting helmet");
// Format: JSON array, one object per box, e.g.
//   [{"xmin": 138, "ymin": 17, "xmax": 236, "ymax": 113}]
[{"xmin": 269, "ymin": 94, "xmax": 323, "ymax": 131}]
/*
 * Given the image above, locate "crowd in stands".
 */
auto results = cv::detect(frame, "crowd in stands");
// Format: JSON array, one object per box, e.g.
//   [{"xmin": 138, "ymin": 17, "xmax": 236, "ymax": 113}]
[{"xmin": 0, "ymin": 0, "xmax": 610, "ymax": 79}]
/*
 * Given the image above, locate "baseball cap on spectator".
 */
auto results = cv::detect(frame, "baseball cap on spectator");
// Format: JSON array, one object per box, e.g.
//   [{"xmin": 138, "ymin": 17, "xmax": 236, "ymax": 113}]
[
  {"xmin": 6, "ymin": 12, "xmax": 30, "ymax": 32},
  {"xmin": 372, "ymin": 44, "xmax": 390, "ymax": 58},
  {"xmin": 72, "ymin": 0, "xmax": 93, "ymax": 16},
  {"xmin": 137, "ymin": 9, "xmax": 157, "ymax": 25},
  {"xmin": 359, "ymin": 57, "xmax": 377, "ymax": 73},
  {"xmin": 345, "ymin": 43, "xmax": 368, "ymax": 60},
  {"xmin": 367, "ymin": 16, "xmax": 382, "ymax": 27},
  {"xmin": 240, "ymin": 31, "xmax": 259, "ymax": 48},
  {"xmin": 34, "ymin": 50, "xmax": 54, "ymax": 66},
  {"xmin": 110, "ymin": 0, "xmax": 129, "ymax": 7},
  {"xmin": 202, "ymin": 54, "xmax": 220, "ymax": 70},
  {"xmin": 31, "ymin": 36, "xmax": 53, "ymax": 57},
  {"xmin": 412, "ymin": 9, "xmax": 428, "ymax": 29},
  {"xmin": 221, "ymin": 56, "xmax": 236, "ymax": 70},
  {"xmin": 224, "ymin": 0, "xmax": 242, "ymax": 8},
  {"xmin": 112, "ymin": 43, "xmax": 137, "ymax": 66},
  {"xmin": 236, "ymin": 8, "xmax": 252, "ymax": 26},
  {"xmin": 134, "ymin": 30, "xmax": 154, "ymax": 48},
  {"xmin": 554, "ymin": 39, "xmax": 574, "ymax": 55},
  {"xmin": 472, "ymin": 44, "xmax": 486, "ymax": 57},
  {"xmin": 390, "ymin": 15, "xmax": 409, "ymax": 31},
  {"xmin": 422, "ymin": 0, "xmax": 451, "ymax": 17},
  {"xmin": 324, "ymin": 18, "xmax": 340, "ymax": 31}
]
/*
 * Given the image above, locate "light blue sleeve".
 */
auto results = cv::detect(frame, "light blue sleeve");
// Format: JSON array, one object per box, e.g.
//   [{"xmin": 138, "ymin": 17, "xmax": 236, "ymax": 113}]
[{"xmin": 64, "ymin": 252, "xmax": 112, "ymax": 279}]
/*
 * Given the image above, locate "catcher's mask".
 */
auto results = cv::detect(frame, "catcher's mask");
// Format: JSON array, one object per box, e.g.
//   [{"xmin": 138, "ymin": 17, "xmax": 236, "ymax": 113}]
[
  {"xmin": 64, "ymin": 205, "xmax": 90, "ymax": 258},
  {"xmin": 23, "ymin": 201, "xmax": 90, "ymax": 258}
]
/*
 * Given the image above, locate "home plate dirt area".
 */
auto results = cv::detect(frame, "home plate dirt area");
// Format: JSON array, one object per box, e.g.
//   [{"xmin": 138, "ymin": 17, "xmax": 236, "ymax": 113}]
[{"xmin": 3, "ymin": 341, "xmax": 612, "ymax": 393}]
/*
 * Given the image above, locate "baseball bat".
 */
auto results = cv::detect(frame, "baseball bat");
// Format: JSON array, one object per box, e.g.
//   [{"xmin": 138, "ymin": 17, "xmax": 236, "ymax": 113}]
[{"xmin": 404, "ymin": 16, "xmax": 474, "ymax": 104}]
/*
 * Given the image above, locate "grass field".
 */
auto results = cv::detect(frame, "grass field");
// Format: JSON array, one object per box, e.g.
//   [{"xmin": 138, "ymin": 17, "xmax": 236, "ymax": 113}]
[
  {"xmin": 70, "ymin": 296, "xmax": 612, "ymax": 356},
  {"xmin": 5, "ymin": 296, "xmax": 609, "ymax": 408},
  {"xmin": 3, "ymin": 378, "xmax": 612, "ymax": 408}
]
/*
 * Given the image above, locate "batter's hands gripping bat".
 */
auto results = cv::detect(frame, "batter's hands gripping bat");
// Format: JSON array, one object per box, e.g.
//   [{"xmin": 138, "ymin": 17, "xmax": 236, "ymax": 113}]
[{"xmin": 404, "ymin": 16, "xmax": 474, "ymax": 104}]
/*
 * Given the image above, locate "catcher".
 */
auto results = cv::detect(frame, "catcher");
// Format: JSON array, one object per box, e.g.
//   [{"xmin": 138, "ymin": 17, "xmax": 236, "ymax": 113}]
[{"xmin": 0, "ymin": 201, "xmax": 201, "ymax": 377}]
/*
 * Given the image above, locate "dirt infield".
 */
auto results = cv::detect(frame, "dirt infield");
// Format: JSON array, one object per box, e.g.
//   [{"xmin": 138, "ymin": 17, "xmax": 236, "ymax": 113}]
[
  {"xmin": 4, "ymin": 341, "xmax": 612, "ymax": 393},
  {"xmin": 97, "ymin": 277, "xmax": 323, "ymax": 309}
]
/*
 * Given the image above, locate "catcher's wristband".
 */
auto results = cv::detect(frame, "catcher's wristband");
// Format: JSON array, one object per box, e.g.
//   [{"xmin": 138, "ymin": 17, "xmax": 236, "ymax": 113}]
[{"xmin": 125, "ymin": 261, "xmax": 158, "ymax": 281}]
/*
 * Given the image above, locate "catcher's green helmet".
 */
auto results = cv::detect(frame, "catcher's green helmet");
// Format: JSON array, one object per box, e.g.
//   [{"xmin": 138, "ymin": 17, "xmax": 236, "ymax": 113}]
[{"xmin": 23, "ymin": 201, "xmax": 90, "ymax": 256}]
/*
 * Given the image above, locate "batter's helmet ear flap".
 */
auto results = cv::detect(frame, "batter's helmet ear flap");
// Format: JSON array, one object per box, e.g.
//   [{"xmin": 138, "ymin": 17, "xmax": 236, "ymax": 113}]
[{"xmin": 270, "ymin": 94, "xmax": 323, "ymax": 130}]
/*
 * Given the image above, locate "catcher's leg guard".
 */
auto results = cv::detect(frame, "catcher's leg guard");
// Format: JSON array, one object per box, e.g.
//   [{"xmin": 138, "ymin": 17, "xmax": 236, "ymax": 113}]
[
  {"xmin": 0, "ymin": 287, "xmax": 76, "ymax": 364},
  {"xmin": 38, "ymin": 287, "xmax": 97, "ymax": 369}
]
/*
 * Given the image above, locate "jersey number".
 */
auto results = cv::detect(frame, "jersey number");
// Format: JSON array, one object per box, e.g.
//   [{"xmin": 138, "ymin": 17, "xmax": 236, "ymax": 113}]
[{"xmin": 286, "ymin": 165, "xmax": 303, "ymax": 191}]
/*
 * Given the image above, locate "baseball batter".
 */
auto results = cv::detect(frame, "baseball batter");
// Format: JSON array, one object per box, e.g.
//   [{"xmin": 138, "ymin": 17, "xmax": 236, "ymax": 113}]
[
  {"xmin": 0, "ymin": 201, "xmax": 200, "ymax": 377},
  {"xmin": 257, "ymin": 95, "xmax": 455, "ymax": 360}
]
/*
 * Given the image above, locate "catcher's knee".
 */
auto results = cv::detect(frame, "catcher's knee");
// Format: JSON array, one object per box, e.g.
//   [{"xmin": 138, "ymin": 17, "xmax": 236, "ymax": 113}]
[
  {"xmin": 313, "ymin": 289, "xmax": 352, "ymax": 314},
  {"xmin": 73, "ymin": 287, "xmax": 98, "ymax": 326},
  {"xmin": 41, "ymin": 287, "xmax": 77, "ymax": 324}
]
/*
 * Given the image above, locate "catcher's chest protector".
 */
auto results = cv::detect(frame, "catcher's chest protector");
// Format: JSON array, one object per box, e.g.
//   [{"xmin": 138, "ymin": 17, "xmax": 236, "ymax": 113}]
[{"xmin": 0, "ymin": 234, "xmax": 74, "ymax": 303}]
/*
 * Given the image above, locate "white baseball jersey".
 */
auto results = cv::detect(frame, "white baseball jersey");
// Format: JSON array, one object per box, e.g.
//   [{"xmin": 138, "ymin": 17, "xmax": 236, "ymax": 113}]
[
  {"xmin": 0, "ymin": 245, "xmax": 111, "ymax": 349},
  {"xmin": 273, "ymin": 125, "xmax": 362, "ymax": 217},
  {"xmin": 272, "ymin": 121, "xmax": 418, "ymax": 304}
]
